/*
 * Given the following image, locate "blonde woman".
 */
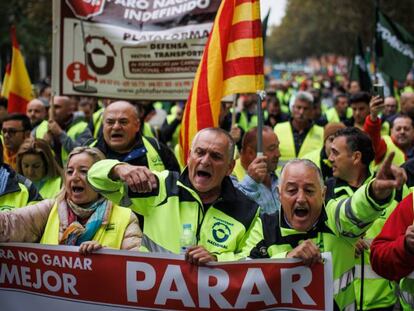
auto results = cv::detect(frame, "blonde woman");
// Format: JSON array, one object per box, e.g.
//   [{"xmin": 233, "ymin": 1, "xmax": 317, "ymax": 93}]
[{"xmin": 0, "ymin": 147, "xmax": 141, "ymax": 254}]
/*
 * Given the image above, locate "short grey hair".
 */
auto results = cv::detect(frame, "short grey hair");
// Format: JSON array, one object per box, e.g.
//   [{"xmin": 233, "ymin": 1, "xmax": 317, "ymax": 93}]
[
  {"xmin": 279, "ymin": 159, "xmax": 324, "ymax": 188},
  {"xmin": 191, "ymin": 127, "xmax": 235, "ymax": 160},
  {"xmin": 294, "ymin": 91, "xmax": 314, "ymax": 106}
]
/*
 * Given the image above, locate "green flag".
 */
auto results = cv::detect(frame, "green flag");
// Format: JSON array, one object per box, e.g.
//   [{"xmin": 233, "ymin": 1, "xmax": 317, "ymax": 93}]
[
  {"xmin": 375, "ymin": 9, "xmax": 414, "ymax": 82},
  {"xmin": 262, "ymin": 8, "xmax": 271, "ymax": 46},
  {"xmin": 350, "ymin": 37, "xmax": 372, "ymax": 92}
]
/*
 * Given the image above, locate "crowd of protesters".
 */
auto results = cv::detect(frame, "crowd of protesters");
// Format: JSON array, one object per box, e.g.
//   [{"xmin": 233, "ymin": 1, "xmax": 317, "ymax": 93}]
[{"xmin": 1, "ymin": 71, "xmax": 414, "ymax": 310}]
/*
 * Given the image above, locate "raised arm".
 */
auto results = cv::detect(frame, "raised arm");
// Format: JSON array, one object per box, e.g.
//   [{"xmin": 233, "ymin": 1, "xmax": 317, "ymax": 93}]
[{"xmin": 87, "ymin": 159, "xmax": 168, "ymax": 215}]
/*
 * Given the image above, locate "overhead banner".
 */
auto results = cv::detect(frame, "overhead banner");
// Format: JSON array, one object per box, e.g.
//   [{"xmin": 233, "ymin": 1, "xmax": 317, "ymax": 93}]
[
  {"xmin": 0, "ymin": 243, "xmax": 333, "ymax": 311},
  {"xmin": 53, "ymin": 0, "xmax": 221, "ymax": 100}
]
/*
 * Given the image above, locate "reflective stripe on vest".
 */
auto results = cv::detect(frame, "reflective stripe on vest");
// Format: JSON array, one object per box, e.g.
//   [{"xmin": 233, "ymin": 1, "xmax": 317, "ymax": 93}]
[
  {"xmin": 355, "ymin": 264, "xmax": 382, "ymax": 280},
  {"xmin": 334, "ymin": 267, "xmax": 354, "ymax": 295},
  {"xmin": 400, "ymin": 290, "xmax": 414, "ymax": 309},
  {"xmin": 141, "ymin": 234, "xmax": 173, "ymax": 253},
  {"xmin": 342, "ymin": 302, "xmax": 356, "ymax": 311}
]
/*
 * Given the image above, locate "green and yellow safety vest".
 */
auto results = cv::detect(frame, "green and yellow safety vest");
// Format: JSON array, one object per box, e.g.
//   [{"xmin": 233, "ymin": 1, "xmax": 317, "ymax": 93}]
[
  {"xmin": 274, "ymin": 121, "xmax": 324, "ymax": 170},
  {"xmin": 40, "ymin": 201, "xmax": 130, "ymax": 249}
]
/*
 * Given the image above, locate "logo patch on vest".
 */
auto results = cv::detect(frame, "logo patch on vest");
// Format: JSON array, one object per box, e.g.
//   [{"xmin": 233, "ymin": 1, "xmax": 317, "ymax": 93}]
[
  {"xmin": 150, "ymin": 155, "xmax": 164, "ymax": 168},
  {"xmin": 207, "ymin": 218, "xmax": 233, "ymax": 249}
]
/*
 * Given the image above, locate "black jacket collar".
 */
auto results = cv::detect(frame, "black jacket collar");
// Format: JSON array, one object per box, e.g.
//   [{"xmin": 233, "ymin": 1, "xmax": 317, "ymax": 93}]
[{"xmin": 96, "ymin": 133, "xmax": 146, "ymax": 161}]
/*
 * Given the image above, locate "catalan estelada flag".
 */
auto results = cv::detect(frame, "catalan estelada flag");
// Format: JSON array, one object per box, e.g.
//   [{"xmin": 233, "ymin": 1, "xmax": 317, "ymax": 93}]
[
  {"xmin": 1, "ymin": 26, "xmax": 33, "ymax": 114},
  {"xmin": 179, "ymin": 0, "xmax": 264, "ymax": 164}
]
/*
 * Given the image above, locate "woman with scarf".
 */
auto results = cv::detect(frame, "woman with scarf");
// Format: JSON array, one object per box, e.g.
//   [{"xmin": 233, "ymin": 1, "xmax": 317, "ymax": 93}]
[
  {"xmin": 16, "ymin": 138, "xmax": 63, "ymax": 199},
  {"xmin": 0, "ymin": 146, "xmax": 141, "ymax": 254}
]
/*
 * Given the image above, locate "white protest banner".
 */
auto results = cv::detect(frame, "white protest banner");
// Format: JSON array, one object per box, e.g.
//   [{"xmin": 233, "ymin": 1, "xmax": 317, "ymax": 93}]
[
  {"xmin": 0, "ymin": 243, "xmax": 333, "ymax": 310},
  {"xmin": 53, "ymin": 0, "xmax": 221, "ymax": 100}
]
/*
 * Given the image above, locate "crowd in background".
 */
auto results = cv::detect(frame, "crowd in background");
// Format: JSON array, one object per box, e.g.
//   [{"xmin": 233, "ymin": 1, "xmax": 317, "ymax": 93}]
[{"xmin": 1, "ymin": 70, "xmax": 414, "ymax": 310}]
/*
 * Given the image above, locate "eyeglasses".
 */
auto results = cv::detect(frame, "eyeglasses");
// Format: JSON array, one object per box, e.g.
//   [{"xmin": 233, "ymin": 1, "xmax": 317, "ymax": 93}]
[{"xmin": 1, "ymin": 128, "xmax": 25, "ymax": 136}]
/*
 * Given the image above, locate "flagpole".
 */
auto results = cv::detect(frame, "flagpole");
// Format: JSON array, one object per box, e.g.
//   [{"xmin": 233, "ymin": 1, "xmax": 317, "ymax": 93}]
[
  {"xmin": 256, "ymin": 90, "xmax": 266, "ymax": 156},
  {"xmin": 231, "ymin": 94, "xmax": 238, "ymax": 128},
  {"xmin": 372, "ymin": 0, "xmax": 379, "ymax": 84}
]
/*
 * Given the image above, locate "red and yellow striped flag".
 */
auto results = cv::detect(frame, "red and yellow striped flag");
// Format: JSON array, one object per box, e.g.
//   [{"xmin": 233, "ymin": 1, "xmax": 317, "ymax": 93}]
[
  {"xmin": 179, "ymin": 0, "xmax": 264, "ymax": 164},
  {"xmin": 1, "ymin": 26, "xmax": 33, "ymax": 114}
]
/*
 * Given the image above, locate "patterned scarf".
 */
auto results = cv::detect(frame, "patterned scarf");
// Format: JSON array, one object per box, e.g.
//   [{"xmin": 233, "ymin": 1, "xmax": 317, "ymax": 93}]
[{"xmin": 60, "ymin": 197, "xmax": 109, "ymax": 246}]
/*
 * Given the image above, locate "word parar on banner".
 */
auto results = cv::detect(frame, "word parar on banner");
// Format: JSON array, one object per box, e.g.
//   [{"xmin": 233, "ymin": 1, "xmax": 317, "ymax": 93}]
[{"xmin": 0, "ymin": 243, "xmax": 333, "ymax": 311}]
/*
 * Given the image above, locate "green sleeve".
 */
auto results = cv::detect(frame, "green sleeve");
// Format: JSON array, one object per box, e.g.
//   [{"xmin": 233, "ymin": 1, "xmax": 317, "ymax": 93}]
[
  {"xmin": 326, "ymin": 179, "xmax": 394, "ymax": 238},
  {"xmin": 87, "ymin": 159, "xmax": 169, "ymax": 215}
]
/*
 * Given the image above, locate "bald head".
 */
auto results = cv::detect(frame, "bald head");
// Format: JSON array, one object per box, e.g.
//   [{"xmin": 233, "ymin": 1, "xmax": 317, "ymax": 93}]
[
  {"xmin": 103, "ymin": 101, "xmax": 140, "ymax": 153},
  {"xmin": 27, "ymin": 99, "xmax": 47, "ymax": 125},
  {"xmin": 104, "ymin": 101, "xmax": 139, "ymax": 119},
  {"xmin": 53, "ymin": 96, "xmax": 72, "ymax": 124},
  {"xmin": 400, "ymin": 92, "xmax": 414, "ymax": 118}
]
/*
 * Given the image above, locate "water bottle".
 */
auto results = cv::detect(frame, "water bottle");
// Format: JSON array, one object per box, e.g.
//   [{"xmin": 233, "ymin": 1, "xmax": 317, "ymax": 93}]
[{"xmin": 180, "ymin": 223, "xmax": 195, "ymax": 254}]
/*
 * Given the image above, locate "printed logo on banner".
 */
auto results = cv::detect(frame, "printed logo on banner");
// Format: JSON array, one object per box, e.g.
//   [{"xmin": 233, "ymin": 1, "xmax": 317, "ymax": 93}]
[
  {"xmin": 66, "ymin": 0, "xmax": 106, "ymax": 20},
  {"xmin": 212, "ymin": 221, "xmax": 231, "ymax": 243},
  {"xmin": 85, "ymin": 35, "xmax": 117, "ymax": 75}
]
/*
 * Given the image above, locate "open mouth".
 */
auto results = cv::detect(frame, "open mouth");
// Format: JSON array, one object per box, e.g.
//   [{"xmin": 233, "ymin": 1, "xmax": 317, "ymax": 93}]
[
  {"xmin": 72, "ymin": 186, "xmax": 85, "ymax": 193},
  {"xmin": 196, "ymin": 169, "xmax": 211, "ymax": 179},
  {"xmin": 293, "ymin": 206, "xmax": 309, "ymax": 218},
  {"xmin": 111, "ymin": 133, "xmax": 123, "ymax": 139}
]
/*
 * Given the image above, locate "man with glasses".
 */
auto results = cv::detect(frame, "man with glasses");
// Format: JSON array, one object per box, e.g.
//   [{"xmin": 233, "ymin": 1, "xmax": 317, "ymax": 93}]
[{"xmin": 1, "ymin": 114, "xmax": 31, "ymax": 169}]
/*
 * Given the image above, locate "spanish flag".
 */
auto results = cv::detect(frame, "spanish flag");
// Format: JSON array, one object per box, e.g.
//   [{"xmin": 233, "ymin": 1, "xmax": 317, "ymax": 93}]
[
  {"xmin": 1, "ymin": 26, "xmax": 33, "ymax": 114},
  {"xmin": 179, "ymin": 0, "xmax": 264, "ymax": 163},
  {"xmin": 0, "ymin": 63, "xmax": 11, "ymax": 98}
]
